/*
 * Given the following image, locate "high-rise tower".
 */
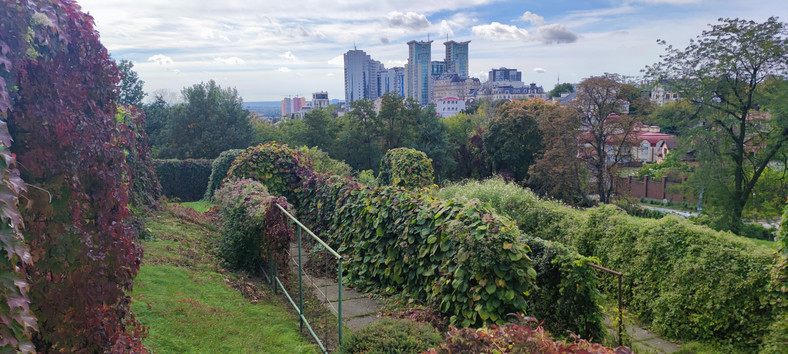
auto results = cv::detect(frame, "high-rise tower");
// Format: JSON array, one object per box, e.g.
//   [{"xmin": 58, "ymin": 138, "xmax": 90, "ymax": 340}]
[
  {"xmin": 344, "ymin": 49, "xmax": 373, "ymax": 104},
  {"xmin": 406, "ymin": 40, "xmax": 432, "ymax": 105},
  {"xmin": 444, "ymin": 40, "xmax": 470, "ymax": 77}
]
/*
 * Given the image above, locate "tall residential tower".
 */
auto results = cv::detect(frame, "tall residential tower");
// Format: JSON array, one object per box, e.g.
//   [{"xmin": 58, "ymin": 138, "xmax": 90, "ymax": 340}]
[
  {"xmin": 406, "ymin": 40, "xmax": 432, "ymax": 105},
  {"xmin": 444, "ymin": 40, "xmax": 470, "ymax": 77}
]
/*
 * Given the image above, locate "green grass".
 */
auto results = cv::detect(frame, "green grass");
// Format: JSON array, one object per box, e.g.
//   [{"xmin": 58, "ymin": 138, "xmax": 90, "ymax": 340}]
[
  {"xmin": 169, "ymin": 200, "xmax": 215, "ymax": 213},
  {"xmin": 132, "ymin": 208, "xmax": 316, "ymax": 353}
]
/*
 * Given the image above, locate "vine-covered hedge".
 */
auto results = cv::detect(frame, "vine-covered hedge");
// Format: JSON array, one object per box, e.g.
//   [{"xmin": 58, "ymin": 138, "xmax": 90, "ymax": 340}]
[
  {"xmin": 154, "ymin": 158, "xmax": 212, "ymax": 201},
  {"xmin": 204, "ymin": 148, "xmax": 243, "ymax": 201},
  {"xmin": 438, "ymin": 179, "xmax": 603, "ymax": 339},
  {"xmin": 214, "ymin": 178, "xmax": 292, "ymax": 273},
  {"xmin": 298, "ymin": 174, "xmax": 535, "ymax": 327},
  {"xmin": 227, "ymin": 142, "xmax": 311, "ymax": 205},
  {"xmin": 762, "ymin": 205, "xmax": 787, "ymax": 353},
  {"xmin": 439, "ymin": 178, "xmax": 780, "ymax": 347},
  {"xmin": 3, "ymin": 0, "xmax": 145, "ymax": 351},
  {"xmin": 377, "ymin": 148, "xmax": 434, "ymax": 189}
]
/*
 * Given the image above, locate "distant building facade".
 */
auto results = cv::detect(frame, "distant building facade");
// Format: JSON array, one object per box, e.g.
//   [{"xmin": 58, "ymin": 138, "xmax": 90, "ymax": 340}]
[
  {"xmin": 435, "ymin": 96, "xmax": 466, "ymax": 118},
  {"xmin": 433, "ymin": 74, "xmax": 481, "ymax": 100},
  {"xmin": 444, "ymin": 40, "xmax": 470, "ymax": 77},
  {"xmin": 281, "ymin": 96, "xmax": 306, "ymax": 116},
  {"xmin": 407, "ymin": 40, "xmax": 433, "ymax": 105},
  {"xmin": 488, "ymin": 67, "xmax": 523, "ymax": 86}
]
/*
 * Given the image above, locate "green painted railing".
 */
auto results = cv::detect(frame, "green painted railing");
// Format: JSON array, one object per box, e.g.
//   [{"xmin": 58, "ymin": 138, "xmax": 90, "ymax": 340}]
[{"xmin": 260, "ymin": 204, "xmax": 343, "ymax": 353}]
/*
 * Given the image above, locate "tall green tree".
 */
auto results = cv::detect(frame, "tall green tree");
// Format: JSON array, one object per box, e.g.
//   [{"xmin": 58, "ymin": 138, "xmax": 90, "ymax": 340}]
[
  {"xmin": 117, "ymin": 59, "xmax": 146, "ymax": 107},
  {"xmin": 156, "ymin": 80, "xmax": 255, "ymax": 159},
  {"xmin": 484, "ymin": 99, "xmax": 543, "ymax": 182},
  {"xmin": 547, "ymin": 82, "xmax": 574, "ymax": 98},
  {"xmin": 336, "ymin": 99, "xmax": 382, "ymax": 171},
  {"xmin": 646, "ymin": 17, "xmax": 788, "ymax": 232}
]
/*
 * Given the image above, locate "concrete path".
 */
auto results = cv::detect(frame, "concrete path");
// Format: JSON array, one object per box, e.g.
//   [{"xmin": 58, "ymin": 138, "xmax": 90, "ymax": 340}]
[
  {"xmin": 605, "ymin": 317, "xmax": 680, "ymax": 353},
  {"xmin": 288, "ymin": 244, "xmax": 383, "ymax": 332}
]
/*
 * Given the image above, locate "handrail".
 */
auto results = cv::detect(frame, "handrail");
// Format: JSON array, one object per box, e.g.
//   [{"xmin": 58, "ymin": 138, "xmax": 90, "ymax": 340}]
[{"xmin": 276, "ymin": 204, "xmax": 342, "ymax": 260}]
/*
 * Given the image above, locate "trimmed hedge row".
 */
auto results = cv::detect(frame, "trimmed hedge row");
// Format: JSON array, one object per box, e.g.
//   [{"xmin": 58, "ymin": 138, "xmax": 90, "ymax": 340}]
[
  {"xmin": 153, "ymin": 158, "xmax": 212, "ymax": 201},
  {"xmin": 297, "ymin": 174, "xmax": 535, "ymax": 328},
  {"xmin": 227, "ymin": 142, "xmax": 311, "ymax": 205},
  {"xmin": 439, "ymin": 178, "xmax": 780, "ymax": 348},
  {"xmin": 204, "ymin": 149, "xmax": 243, "ymax": 201},
  {"xmin": 214, "ymin": 178, "xmax": 292, "ymax": 273}
]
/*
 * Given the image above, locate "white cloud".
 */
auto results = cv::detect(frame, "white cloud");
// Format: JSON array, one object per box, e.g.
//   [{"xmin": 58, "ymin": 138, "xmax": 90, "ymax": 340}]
[
  {"xmin": 533, "ymin": 67, "xmax": 546, "ymax": 73},
  {"xmin": 536, "ymin": 24, "xmax": 579, "ymax": 44},
  {"xmin": 385, "ymin": 11, "xmax": 430, "ymax": 30},
  {"xmin": 327, "ymin": 73, "xmax": 335, "ymax": 76},
  {"xmin": 214, "ymin": 56, "xmax": 246, "ymax": 65},
  {"xmin": 276, "ymin": 67, "xmax": 292, "ymax": 72},
  {"xmin": 472, "ymin": 70, "xmax": 488, "ymax": 82},
  {"xmin": 521, "ymin": 11, "xmax": 544, "ymax": 26},
  {"xmin": 147, "ymin": 54, "xmax": 174, "ymax": 65},
  {"xmin": 328, "ymin": 55, "xmax": 344, "ymax": 66},
  {"xmin": 472, "ymin": 22, "xmax": 529, "ymax": 41},
  {"xmin": 439, "ymin": 20, "xmax": 455, "ymax": 37},
  {"xmin": 280, "ymin": 51, "xmax": 297, "ymax": 61}
]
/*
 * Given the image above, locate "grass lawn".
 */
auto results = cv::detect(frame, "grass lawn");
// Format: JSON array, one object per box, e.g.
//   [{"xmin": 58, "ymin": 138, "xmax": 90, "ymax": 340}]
[
  {"xmin": 169, "ymin": 200, "xmax": 215, "ymax": 213},
  {"xmin": 132, "ymin": 206, "xmax": 316, "ymax": 353}
]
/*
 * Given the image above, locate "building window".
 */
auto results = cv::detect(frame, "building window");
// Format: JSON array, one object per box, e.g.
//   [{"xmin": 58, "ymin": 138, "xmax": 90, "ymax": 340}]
[{"xmin": 641, "ymin": 141, "xmax": 649, "ymax": 156}]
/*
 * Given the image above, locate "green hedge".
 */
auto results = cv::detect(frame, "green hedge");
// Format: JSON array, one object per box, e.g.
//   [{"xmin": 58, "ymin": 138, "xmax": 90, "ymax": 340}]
[
  {"xmin": 153, "ymin": 158, "xmax": 212, "ymax": 201},
  {"xmin": 438, "ymin": 178, "xmax": 604, "ymax": 340},
  {"xmin": 438, "ymin": 178, "xmax": 779, "ymax": 348},
  {"xmin": 338, "ymin": 319, "xmax": 442, "ymax": 354},
  {"xmin": 204, "ymin": 149, "xmax": 243, "ymax": 201},
  {"xmin": 297, "ymin": 174, "xmax": 535, "ymax": 328},
  {"xmin": 214, "ymin": 178, "xmax": 292, "ymax": 273},
  {"xmin": 377, "ymin": 147, "xmax": 434, "ymax": 189},
  {"xmin": 227, "ymin": 142, "xmax": 311, "ymax": 205}
]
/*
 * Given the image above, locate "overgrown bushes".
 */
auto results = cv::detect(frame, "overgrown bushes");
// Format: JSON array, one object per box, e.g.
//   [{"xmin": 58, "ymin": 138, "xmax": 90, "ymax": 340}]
[
  {"xmin": 338, "ymin": 319, "xmax": 442, "ymax": 354},
  {"xmin": 227, "ymin": 142, "xmax": 311, "ymax": 204},
  {"xmin": 427, "ymin": 314, "xmax": 631, "ymax": 354},
  {"xmin": 214, "ymin": 178, "xmax": 292, "ymax": 273},
  {"xmin": 439, "ymin": 178, "xmax": 780, "ymax": 348},
  {"xmin": 377, "ymin": 147, "xmax": 434, "ymax": 188},
  {"xmin": 154, "ymin": 158, "xmax": 212, "ymax": 201},
  {"xmin": 297, "ymin": 174, "xmax": 535, "ymax": 328},
  {"xmin": 204, "ymin": 149, "xmax": 243, "ymax": 201},
  {"xmin": 438, "ymin": 178, "xmax": 604, "ymax": 339}
]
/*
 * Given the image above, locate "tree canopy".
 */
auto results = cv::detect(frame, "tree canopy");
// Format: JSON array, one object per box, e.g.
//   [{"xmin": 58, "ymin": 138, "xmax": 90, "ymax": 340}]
[{"xmin": 646, "ymin": 17, "xmax": 788, "ymax": 232}]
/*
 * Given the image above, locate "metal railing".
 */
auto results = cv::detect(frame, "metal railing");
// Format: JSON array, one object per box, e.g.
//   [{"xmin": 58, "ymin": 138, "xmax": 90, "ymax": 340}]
[
  {"xmin": 587, "ymin": 262, "xmax": 624, "ymax": 347},
  {"xmin": 259, "ymin": 204, "xmax": 344, "ymax": 353}
]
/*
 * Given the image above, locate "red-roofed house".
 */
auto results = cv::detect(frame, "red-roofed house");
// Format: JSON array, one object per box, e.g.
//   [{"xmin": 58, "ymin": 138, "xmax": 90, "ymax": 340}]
[{"xmin": 435, "ymin": 96, "xmax": 465, "ymax": 118}]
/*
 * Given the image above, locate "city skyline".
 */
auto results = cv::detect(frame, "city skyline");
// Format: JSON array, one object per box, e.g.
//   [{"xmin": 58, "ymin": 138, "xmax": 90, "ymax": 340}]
[{"xmin": 76, "ymin": 0, "xmax": 785, "ymax": 102}]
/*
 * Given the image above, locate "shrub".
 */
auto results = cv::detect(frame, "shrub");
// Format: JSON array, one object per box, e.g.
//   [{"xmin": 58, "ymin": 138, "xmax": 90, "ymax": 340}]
[
  {"xmin": 227, "ymin": 142, "xmax": 311, "ymax": 204},
  {"xmin": 3, "ymin": 1, "xmax": 145, "ymax": 350},
  {"xmin": 762, "ymin": 204, "xmax": 787, "ymax": 353},
  {"xmin": 738, "ymin": 222, "xmax": 776, "ymax": 241},
  {"xmin": 298, "ymin": 174, "xmax": 535, "ymax": 328},
  {"xmin": 427, "ymin": 314, "xmax": 631, "ymax": 354},
  {"xmin": 214, "ymin": 179, "xmax": 292, "ymax": 273},
  {"xmin": 154, "ymin": 158, "xmax": 213, "ymax": 201},
  {"xmin": 439, "ymin": 178, "xmax": 779, "ymax": 348},
  {"xmin": 298, "ymin": 146, "xmax": 352, "ymax": 177},
  {"xmin": 338, "ymin": 319, "xmax": 442, "ymax": 354},
  {"xmin": 437, "ymin": 178, "xmax": 604, "ymax": 340},
  {"xmin": 377, "ymin": 148, "xmax": 434, "ymax": 189},
  {"xmin": 204, "ymin": 149, "xmax": 243, "ymax": 201}
]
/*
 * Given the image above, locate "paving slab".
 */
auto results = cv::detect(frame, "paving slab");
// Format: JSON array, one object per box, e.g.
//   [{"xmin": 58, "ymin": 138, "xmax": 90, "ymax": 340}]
[
  {"xmin": 340, "ymin": 298, "xmax": 382, "ymax": 318},
  {"xmin": 319, "ymin": 286, "xmax": 366, "ymax": 302}
]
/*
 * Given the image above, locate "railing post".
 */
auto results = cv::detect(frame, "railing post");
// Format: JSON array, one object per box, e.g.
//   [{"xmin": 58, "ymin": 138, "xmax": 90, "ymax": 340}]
[
  {"xmin": 298, "ymin": 227, "xmax": 303, "ymax": 332},
  {"xmin": 338, "ymin": 257, "xmax": 343, "ymax": 347},
  {"xmin": 269, "ymin": 249, "xmax": 274, "ymax": 288},
  {"xmin": 618, "ymin": 274, "xmax": 623, "ymax": 347}
]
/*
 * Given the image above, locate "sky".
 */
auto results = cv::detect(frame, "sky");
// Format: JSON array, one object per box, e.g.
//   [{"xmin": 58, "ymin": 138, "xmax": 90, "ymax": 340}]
[{"xmin": 76, "ymin": 0, "xmax": 786, "ymax": 102}]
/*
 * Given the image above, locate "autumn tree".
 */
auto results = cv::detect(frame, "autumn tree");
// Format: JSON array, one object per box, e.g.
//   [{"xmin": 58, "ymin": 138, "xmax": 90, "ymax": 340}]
[
  {"xmin": 572, "ymin": 74, "xmax": 642, "ymax": 204},
  {"xmin": 528, "ymin": 103, "xmax": 591, "ymax": 206},
  {"xmin": 646, "ymin": 17, "xmax": 788, "ymax": 232}
]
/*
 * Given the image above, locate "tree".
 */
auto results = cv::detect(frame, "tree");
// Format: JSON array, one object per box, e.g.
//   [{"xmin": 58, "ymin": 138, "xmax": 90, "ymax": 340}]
[
  {"xmin": 484, "ymin": 99, "xmax": 543, "ymax": 182},
  {"xmin": 528, "ymin": 103, "xmax": 591, "ymax": 206},
  {"xmin": 646, "ymin": 17, "xmax": 788, "ymax": 232},
  {"xmin": 644, "ymin": 99, "xmax": 700, "ymax": 136},
  {"xmin": 117, "ymin": 59, "xmax": 146, "ymax": 107},
  {"xmin": 378, "ymin": 92, "xmax": 418, "ymax": 150},
  {"xmin": 336, "ymin": 99, "xmax": 382, "ymax": 171},
  {"xmin": 156, "ymin": 80, "xmax": 255, "ymax": 159},
  {"xmin": 548, "ymin": 82, "xmax": 574, "ymax": 98},
  {"xmin": 572, "ymin": 74, "xmax": 642, "ymax": 204}
]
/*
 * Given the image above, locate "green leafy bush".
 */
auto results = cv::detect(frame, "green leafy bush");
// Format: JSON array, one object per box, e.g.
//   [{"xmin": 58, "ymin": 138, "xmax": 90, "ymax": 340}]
[
  {"xmin": 426, "ymin": 314, "xmax": 631, "ymax": 354},
  {"xmin": 439, "ymin": 178, "xmax": 780, "ymax": 348},
  {"xmin": 437, "ymin": 178, "xmax": 604, "ymax": 340},
  {"xmin": 298, "ymin": 146, "xmax": 352, "ymax": 177},
  {"xmin": 204, "ymin": 149, "xmax": 243, "ymax": 201},
  {"xmin": 377, "ymin": 147, "xmax": 434, "ymax": 189},
  {"xmin": 154, "ymin": 158, "xmax": 213, "ymax": 201},
  {"xmin": 214, "ymin": 178, "xmax": 292, "ymax": 273},
  {"xmin": 762, "ymin": 205, "xmax": 787, "ymax": 353},
  {"xmin": 227, "ymin": 142, "xmax": 311, "ymax": 204},
  {"xmin": 338, "ymin": 319, "xmax": 442, "ymax": 354},
  {"xmin": 738, "ymin": 222, "xmax": 777, "ymax": 241},
  {"xmin": 298, "ymin": 174, "xmax": 535, "ymax": 328}
]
